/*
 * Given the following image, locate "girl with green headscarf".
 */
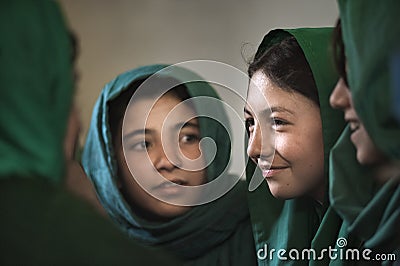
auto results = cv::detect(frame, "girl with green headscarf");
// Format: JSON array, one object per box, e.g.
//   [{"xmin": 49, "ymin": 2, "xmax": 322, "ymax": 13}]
[
  {"xmin": 82, "ymin": 64, "xmax": 257, "ymax": 265},
  {"xmin": 328, "ymin": 0, "xmax": 400, "ymax": 264},
  {"xmin": 244, "ymin": 28, "xmax": 346, "ymax": 265}
]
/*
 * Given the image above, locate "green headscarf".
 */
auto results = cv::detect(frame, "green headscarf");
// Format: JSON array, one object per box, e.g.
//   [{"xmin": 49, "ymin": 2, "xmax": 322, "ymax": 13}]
[
  {"xmin": 0, "ymin": 2, "xmax": 179, "ymax": 265},
  {"xmin": 0, "ymin": 0, "xmax": 73, "ymax": 182},
  {"xmin": 338, "ymin": 0, "xmax": 400, "ymax": 160},
  {"xmin": 246, "ymin": 28, "xmax": 346, "ymax": 265},
  {"xmin": 328, "ymin": 0, "xmax": 400, "ymax": 262},
  {"xmin": 82, "ymin": 64, "xmax": 257, "ymax": 265}
]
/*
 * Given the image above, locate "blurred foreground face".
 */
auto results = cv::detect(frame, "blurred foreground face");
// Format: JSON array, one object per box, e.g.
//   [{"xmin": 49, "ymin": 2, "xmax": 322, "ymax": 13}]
[
  {"xmin": 115, "ymin": 92, "xmax": 207, "ymax": 221},
  {"xmin": 330, "ymin": 78, "xmax": 386, "ymax": 165},
  {"xmin": 245, "ymin": 71, "xmax": 325, "ymax": 202}
]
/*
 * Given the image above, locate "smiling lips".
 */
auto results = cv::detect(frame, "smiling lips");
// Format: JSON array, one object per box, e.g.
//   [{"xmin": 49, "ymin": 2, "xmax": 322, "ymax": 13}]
[
  {"xmin": 259, "ymin": 164, "xmax": 288, "ymax": 178},
  {"xmin": 258, "ymin": 158, "xmax": 289, "ymax": 178},
  {"xmin": 348, "ymin": 120, "xmax": 360, "ymax": 133},
  {"xmin": 345, "ymin": 114, "xmax": 361, "ymax": 133},
  {"xmin": 262, "ymin": 166, "xmax": 288, "ymax": 178}
]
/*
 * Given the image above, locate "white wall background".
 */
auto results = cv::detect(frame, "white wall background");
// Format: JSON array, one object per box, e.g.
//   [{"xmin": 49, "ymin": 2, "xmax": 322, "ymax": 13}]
[{"xmin": 58, "ymin": 0, "xmax": 339, "ymax": 176}]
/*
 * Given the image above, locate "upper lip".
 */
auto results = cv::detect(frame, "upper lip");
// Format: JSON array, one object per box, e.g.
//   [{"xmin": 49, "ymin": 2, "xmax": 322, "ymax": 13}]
[
  {"xmin": 258, "ymin": 161, "xmax": 288, "ymax": 171},
  {"xmin": 258, "ymin": 160, "xmax": 272, "ymax": 171},
  {"xmin": 268, "ymin": 165, "xmax": 288, "ymax": 170}
]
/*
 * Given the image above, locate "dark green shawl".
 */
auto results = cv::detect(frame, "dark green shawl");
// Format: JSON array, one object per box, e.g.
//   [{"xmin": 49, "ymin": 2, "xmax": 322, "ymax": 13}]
[
  {"xmin": 82, "ymin": 64, "xmax": 257, "ymax": 265},
  {"xmin": 0, "ymin": 1, "xmax": 178, "ymax": 265},
  {"xmin": 0, "ymin": 0, "xmax": 73, "ymax": 182},
  {"xmin": 246, "ymin": 28, "xmax": 346, "ymax": 265},
  {"xmin": 328, "ymin": 1, "xmax": 400, "ymax": 264}
]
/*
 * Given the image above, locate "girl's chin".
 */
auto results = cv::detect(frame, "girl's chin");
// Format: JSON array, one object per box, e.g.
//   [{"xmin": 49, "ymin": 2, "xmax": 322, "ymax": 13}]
[
  {"xmin": 356, "ymin": 147, "xmax": 385, "ymax": 166},
  {"xmin": 267, "ymin": 185, "xmax": 294, "ymax": 200}
]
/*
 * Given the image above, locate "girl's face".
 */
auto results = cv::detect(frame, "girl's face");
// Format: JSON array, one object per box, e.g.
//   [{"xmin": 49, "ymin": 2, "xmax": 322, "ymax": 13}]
[
  {"xmin": 245, "ymin": 71, "xmax": 325, "ymax": 202},
  {"xmin": 114, "ymin": 92, "xmax": 207, "ymax": 221},
  {"xmin": 329, "ymin": 78, "xmax": 385, "ymax": 165}
]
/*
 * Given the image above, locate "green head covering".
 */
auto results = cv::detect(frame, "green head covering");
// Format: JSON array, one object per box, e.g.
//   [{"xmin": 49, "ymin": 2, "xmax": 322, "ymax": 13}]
[
  {"xmin": 328, "ymin": 0, "xmax": 400, "ymax": 259},
  {"xmin": 339, "ymin": 0, "xmax": 400, "ymax": 160},
  {"xmin": 0, "ymin": 0, "xmax": 73, "ymax": 182},
  {"xmin": 246, "ymin": 28, "xmax": 345, "ymax": 265},
  {"xmin": 82, "ymin": 64, "xmax": 257, "ymax": 264},
  {"xmin": 0, "ymin": 2, "xmax": 180, "ymax": 265}
]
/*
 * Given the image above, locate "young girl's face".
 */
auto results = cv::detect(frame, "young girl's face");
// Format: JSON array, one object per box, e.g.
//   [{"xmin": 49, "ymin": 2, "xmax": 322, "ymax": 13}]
[
  {"xmin": 245, "ymin": 71, "xmax": 325, "ymax": 202},
  {"xmin": 115, "ymin": 92, "xmax": 207, "ymax": 221},
  {"xmin": 330, "ymin": 78, "xmax": 385, "ymax": 165}
]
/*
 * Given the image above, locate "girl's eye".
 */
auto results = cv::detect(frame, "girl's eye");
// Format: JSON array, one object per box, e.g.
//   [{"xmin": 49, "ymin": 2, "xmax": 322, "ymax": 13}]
[
  {"xmin": 271, "ymin": 118, "xmax": 288, "ymax": 128},
  {"xmin": 126, "ymin": 141, "xmax": 150, "ymax": 151},
  {"xmin": 180, "ymin": 134, "xmax": 200, "ymax": 144},
  {"xmin": 245, "ymin": 118, "xmax": 255, "ymax": 134}
]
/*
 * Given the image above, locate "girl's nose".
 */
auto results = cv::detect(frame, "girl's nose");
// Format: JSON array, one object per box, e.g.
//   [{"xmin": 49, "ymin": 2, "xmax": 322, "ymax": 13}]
[
  {"xmin": 330, "ymin": 78, "xmax": 351, "ymax": 110},
  {"xmin": 152, "ymin": 143, "xmax": 182, "ymax": 171}
]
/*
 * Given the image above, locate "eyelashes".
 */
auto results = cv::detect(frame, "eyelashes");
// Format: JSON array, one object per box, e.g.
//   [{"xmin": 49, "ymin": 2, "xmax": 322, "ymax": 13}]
[
  {"xmin": 125, "ymin": 133, "xmax": 201, "ymax": 152},
  {"xmin": 244, "ymin": 116, "xmax": 289, "ymax": 135},
  {"xmin": 126, "ymin": 140, "xmax": 150, "ymax": 151},
  {"xmin": 180, "ymin": 134, "xmax": 200, "ymax": 144},
  {"xmin": 271, "ymin": 117, "xmax": 289, "ymax": 128},
  {"xmin": 244, "ymin": 118, "xmax": 254, "ymax": 135}
]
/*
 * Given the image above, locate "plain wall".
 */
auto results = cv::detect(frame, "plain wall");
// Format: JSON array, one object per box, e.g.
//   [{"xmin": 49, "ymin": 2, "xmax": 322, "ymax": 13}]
[{"xmin": 59, "ymin": 0, "xmax": 339, "ymax": 176}]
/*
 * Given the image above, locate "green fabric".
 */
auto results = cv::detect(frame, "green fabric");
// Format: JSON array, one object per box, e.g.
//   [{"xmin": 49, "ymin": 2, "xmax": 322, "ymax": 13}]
[
  {"xmin": 0, "ymin": 177, "xmax": 180, "ymax": 265},
  {"xmin": 82, "ymin": 64, "xmax": 257, "ymax": 265},
  {"xmin": 327, "ymin": 1, "xmax": 400, "ymax": 264},
  {"xmin": 246, "ymin": 28, "xmax": 346, "ymax": 265},
  {"xmin": 338, "ymin": 0, "xmax": 400, "ymax": 160},
  {"xmin": 0, "ymin": 1, "xmax": 179, "ymax": 265},
  {"xmin": 0, "ymin": 0, "xmax": 73, "ymax": 182}
]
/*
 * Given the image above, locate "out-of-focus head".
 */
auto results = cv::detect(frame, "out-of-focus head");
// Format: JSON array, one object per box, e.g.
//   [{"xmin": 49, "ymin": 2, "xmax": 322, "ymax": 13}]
[
  {"xmin": 332, "ymin": 1, "xmax": 400, "ymax": 165},
  {"xmin": 0, "ymin": 0, "xmax": 74, "ymax": 181},
  {"xmin": 330, "ymin": 20, "xmax": 387, "ymax": 165}
]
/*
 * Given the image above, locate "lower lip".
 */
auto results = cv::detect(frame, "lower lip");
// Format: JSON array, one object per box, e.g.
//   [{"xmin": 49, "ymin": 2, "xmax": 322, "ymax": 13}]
[
  {"xmin": 262, "ymin": 168, "xmax": 287, "ymax": 178},
  {"xmin": 152, "ymin": 185, "xmax": 183, "ymax": 198},
  {"xmin": 350, "ymin": 128, "xmax": 360, "ymax": 143}
]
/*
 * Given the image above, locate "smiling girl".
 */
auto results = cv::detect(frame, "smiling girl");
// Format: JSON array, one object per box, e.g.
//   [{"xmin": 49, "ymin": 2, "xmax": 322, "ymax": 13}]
[
  {"xmin": 244, "ymin": 28, "xmax": 345, "ymax": 265},
  {"xmin": 328, "ymin": 0, "xmax": 400, "ymax": 260}
]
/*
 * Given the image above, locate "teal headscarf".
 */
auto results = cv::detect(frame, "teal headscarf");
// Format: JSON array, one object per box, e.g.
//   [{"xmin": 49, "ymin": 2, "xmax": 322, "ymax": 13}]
[
  {"xmin": 246, "ymin": 28, "xmax": 346, "ymax": 265},
  {"xmin": 0, "ymin": 0, "xmax": 73, "ymax": 182},
  {"xmin": 82, "ymin": 64, "xmax": 257, "ymax": 265},
  {"xmin": 328, "ymin": 0, "xmax": 400, "ymax": 262}
]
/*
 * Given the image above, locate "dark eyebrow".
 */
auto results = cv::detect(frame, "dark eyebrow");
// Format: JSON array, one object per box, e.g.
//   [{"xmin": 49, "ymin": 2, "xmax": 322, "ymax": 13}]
[
  {"xmin": 123, "ymin": 128, "xmax": 153, "ymax": 140},
  {"xmin": 270, "ymin": 106, "xmax": 295, "ymax": 115},
  {"xmin": 245, "ymin": 107, "xmax": 272, "ymax": 119},
  {"xmin": 244, "ymin": 106, "xmax": 293, "ymax": 119},
  {"xmin": 244, "ymin": 107, "xmax": 252, "ymax": 116},
  {"xmin": 174, "ymin": 121, "xmax": 199, "ymax": 131}
]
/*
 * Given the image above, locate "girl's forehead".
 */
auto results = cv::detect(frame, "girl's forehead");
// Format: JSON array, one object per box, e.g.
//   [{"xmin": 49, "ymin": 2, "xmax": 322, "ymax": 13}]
[{"xmin": 123, "ymin": 95, "xmax": 198, "ymax": 132}]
